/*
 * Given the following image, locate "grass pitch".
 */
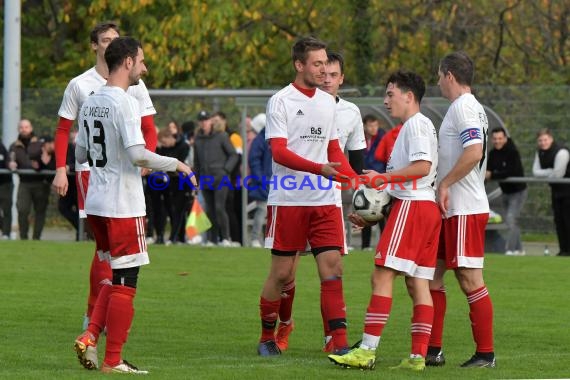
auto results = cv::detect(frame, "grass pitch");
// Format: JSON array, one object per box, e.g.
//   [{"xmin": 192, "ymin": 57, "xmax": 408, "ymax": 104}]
[{"xmin": 0, "ymin": 241, "xmax": 568, "ymax": 379}]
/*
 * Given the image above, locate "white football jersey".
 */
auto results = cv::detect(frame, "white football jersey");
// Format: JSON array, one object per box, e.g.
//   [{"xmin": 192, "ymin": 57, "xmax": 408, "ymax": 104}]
[
  {"xmin": 58, "ymin": 67, "xmax": 156, "ymax": 171},
  {"xmin": 76, "ymin": 86, "xmax": 146, "ymax": 218},
  {"xmin": 437, "ymin": 93, "xmax": 489, "ymax": 217},
  {"xmin": 265, "ymin": 84, "xmax": 338, "ymax": 206},
  {"xmin": 334, "ymin": 97, "xmax": 366, "ymax": 206},
  {"xmin": 386, "ymin": 112, "xmax": 438, "ymax": 201}
]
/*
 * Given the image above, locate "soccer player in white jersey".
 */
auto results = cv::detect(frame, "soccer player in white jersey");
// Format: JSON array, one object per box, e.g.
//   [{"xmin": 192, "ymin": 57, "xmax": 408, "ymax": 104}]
[
  {"xmin": 51, "ymin": 22, "xmax": 158, "ymax": 331},
  {"xmin": 427, "ymin": 51, "xmax": 495, "ymax": 368},
  {"xmin": 257, "ymin": 37, "xmax": 358, "ymax": 357},
  {"xmin": 273, "ymin": 51, "xmax": 366, "ymax": 353},
  {"xmin": 73, "ymin": 37, "xmax": 194, "ymax": 374},
  {"xmin": 329, "ymin": 71, "xmax": 440, "ymax": 371}
]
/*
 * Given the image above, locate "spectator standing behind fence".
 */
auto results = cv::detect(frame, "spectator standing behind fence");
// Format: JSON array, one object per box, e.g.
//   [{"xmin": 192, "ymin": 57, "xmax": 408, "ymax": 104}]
[
  {"xmin": 151, "ymin": 127, "xmax": 191, "ymax": 245},
  {"xmin": 361, "ymin": 114, "xmax": 385, "ymax": 250},
  {"xmin": 0, "ymin": 141, "xmax": 13, "ymax": 239},
  {"xmin": 485, "ymin": 127, "xmax": 527, "ymax": 256},
  {"xmin": 248, "ymin": 113, "xmax": 270, "ymax": 248},
  {"xmin": 212, "ymin": 111, "xmax": 244, "ymax": 246},
  {"xmin": 532, "ymin": 128, "xmax": 570, "ymax": 256},
  {"xmin": 9, "ymin": 120, "xmax": 54, "ymax": 240},
  {"xmin": 193, "ymin": 110, "xmax": 239, "ymax": 247}
]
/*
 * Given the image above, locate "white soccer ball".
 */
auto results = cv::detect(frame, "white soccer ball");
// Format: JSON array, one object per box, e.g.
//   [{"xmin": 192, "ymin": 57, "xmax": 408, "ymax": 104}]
[{"xmin": 352, "ymin": 187, "xmax": 392, "ymax": 222}]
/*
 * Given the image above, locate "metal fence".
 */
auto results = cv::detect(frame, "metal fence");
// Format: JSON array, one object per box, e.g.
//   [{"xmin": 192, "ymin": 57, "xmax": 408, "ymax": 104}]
[{"xmin": 1, "ymin": 86, "xmax": 569, "ymax": 238}]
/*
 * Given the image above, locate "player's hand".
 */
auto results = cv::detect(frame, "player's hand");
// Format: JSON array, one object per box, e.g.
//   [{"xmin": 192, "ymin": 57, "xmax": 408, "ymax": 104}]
[
  {"xmin": 52, "ymin": 168, "xmax": 69, "ymax": 196},
  {"xmin": 362, "ymin": 169, "xmax": 384, "ymax": 188},
  {"xmin": 176, "ymin": 161, "xmax": 197, "ymax": 187},
  {"xmin": 436, "ymin": 183, "xmax": 449, "ymax": 215},
  {"xmin": 348, "ymin": 212, "xmax": 375, "ymax": 228},
  {"xmin": 8, "ymin": 161, "xmax": 17, "ymax": 171},
  {"xmin": 140, "ymin": 167, "xmax": 151, "ymax": 177},
  {"xmin": 321, "ymin": 162, "xmax": 340, "ymax": 178}
]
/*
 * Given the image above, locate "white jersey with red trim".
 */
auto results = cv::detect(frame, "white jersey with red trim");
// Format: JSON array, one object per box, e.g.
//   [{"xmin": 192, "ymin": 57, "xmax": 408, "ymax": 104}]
[
  {"xmin": 76, "ymin": 86, "xmax": 146, "ymax": 218},
  {"xmin": 437, "ymin": 93, "xmax": 489, "ymax": 217},
  {"xmin": 265, "ymin": 84, "xmax": 338, "ymax": 206},
  {"xmin": 58, "ymin": 67, "xmax": 156, "ymax": 171},
  {"xmin": 386, "ymin": 112, "xmax": 438, "ymax": 201},
  {"xmin": 334, "ymin": 97, "xmax": 365, "ymax": 206}
]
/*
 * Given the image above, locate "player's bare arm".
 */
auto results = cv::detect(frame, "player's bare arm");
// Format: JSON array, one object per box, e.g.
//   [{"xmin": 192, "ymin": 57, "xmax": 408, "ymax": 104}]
[{"xmin": 437, "ymin": 143, "xmax": 483, "ymax": 214}]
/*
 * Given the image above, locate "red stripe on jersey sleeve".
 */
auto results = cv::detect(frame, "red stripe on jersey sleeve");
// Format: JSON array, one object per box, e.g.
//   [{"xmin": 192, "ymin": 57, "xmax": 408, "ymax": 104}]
[
  {"xmin": 141, "ymin": 115, "xmax": 157, "ymax": 152},
  {"xmin": 55, "ymin": 117, "xmax": 74, "ymax": 169}
]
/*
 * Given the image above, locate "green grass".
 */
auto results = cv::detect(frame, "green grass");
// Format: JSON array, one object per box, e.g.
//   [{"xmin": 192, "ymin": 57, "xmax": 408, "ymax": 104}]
[{"xmin": 0, "ymin": 241, "xmax": 568, "ymax": 379}]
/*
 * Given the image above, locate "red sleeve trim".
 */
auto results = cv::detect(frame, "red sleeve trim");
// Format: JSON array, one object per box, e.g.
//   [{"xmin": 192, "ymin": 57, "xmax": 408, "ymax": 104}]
[
  {"xmin": 270, "ymin": 138, "xmax": 322, "ymax": 174},
  {"xmin": 141, "ymin": 115, "xmax": 157, "ymax": 152},
  {"xmin": 55, "ymin": 117, "xmax": 74, "ymax": 168}
]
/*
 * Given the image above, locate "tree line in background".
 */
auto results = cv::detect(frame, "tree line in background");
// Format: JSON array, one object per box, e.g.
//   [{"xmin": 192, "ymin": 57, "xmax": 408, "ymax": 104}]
[{"xmin": 0, "ymin": 0, "xmax": 568, "ymax": 89}]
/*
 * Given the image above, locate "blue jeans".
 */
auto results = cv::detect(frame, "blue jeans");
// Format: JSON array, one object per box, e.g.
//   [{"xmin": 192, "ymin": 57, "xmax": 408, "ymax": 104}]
[{"xmin": 502, "ymin": 188, "xmax": 527, "ymax": 252}]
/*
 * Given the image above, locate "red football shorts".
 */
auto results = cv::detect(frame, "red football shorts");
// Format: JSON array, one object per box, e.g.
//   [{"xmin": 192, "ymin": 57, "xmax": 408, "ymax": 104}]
[
  {"xmin": 76, "ymin": 170, "xmax": 89, "ymax": 219},
  {"xmin": 438, "ymin": 213, "xmax": 489, "ymax": 269},
  {"xmin": 86, "ymin": 215, "xmax": 149, "ymax": 269},
  {"xmin": 375, "ymin": 199, "xmax": 441, "ymax": 279},
  {"xmin": 265, "ymin": 205, "xmax": 344, "ymax": 252}
]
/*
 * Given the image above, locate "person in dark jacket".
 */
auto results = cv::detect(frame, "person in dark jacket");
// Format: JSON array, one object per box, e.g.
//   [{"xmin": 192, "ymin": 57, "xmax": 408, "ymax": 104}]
[
  {"xmin": 247, "ymin": 113, "xmax": 271, "ymax": 248},
  {"xmin": 0, "ymin": 141, "xmax": 13, "ymax": 239},
  {"xmin": 532, "ymin": 128, "xmax": 570, "ymax": 256},
  {"xmin": 485, "ymin": 127, "xmax": 527, "ymax": 255},
  {"xmin": 193, "ymin": 110, "xmax": 239, "ymax": 246},
  {"xmin": 9, "ymin": 120, "xmax": 54, "ymax": 240}
]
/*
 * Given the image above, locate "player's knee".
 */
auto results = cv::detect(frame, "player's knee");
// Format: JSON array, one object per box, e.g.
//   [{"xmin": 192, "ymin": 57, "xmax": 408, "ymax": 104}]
[
  {"xmin": 455, "ymin": 269, "xmax": 484, "ymax": 293},
  {"xmin": 112, "ymin": 266, "xmax": 140, "ymax": 288}
]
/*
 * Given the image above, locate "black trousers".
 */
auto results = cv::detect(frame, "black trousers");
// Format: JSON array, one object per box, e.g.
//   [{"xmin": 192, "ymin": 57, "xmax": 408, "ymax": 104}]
[{"xmin": 552, "ymin": 194, "xmax": 570, "ymax": 254}]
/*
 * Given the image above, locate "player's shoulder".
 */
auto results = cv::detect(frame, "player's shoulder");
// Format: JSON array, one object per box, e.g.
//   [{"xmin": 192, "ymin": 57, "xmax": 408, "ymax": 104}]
[
  {"xmin": 337, "ymin": 97, "xmax": 361, "ymax": 114},
  {"xmin": 126, "ymin": 79, "xmax": 149, "ymax": 96},
  {"xmin": 452, "ymin": 93, "xmax": 483, "ymax": 112},
  {"xmin": 67, "ymin": 67, "xmax": 99, "ymax": 87},
  {"xmin": 271, "ymin": 84, "xmax": 295, "ymax": 99}
]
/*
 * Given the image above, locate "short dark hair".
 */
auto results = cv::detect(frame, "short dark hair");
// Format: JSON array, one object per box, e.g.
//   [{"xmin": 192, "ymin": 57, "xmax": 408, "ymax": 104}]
[
  {"xmin": 439, "ymin": 51, "xmax": 474, "ymax": 86},
  {"xmin": 385, "ymin": 70, "xmax": 426, "ymax": 103},
  {"xmin": 491, "ymin": 127, "xmax": 507, "ymax": 136},
  {"xmin": 104, "ymin": 36, "xmax": 142, "ymax": 74},
  {"xmin": 90, "ymin": 22, "xmax": 120, "ymax": 44},
  {"xmin": 291, "ymin": 36, "xmax": 327, "ymax": 64},
  {"xmin": 362, "ymin": 114, "xmax": 379, "ymax": 124},
  {"xmin": 327, "ymin": 51, "xmax": 344, "ymax": 74},
  {"xmin": 536, "ymin": 128, "xmax": 553, "ymax": 139}
]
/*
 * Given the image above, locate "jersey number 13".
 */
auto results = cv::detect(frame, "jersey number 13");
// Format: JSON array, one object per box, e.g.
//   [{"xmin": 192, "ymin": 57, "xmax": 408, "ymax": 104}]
[{"xmin": 83, "ymin": 119, "xmax": 108, "ymax": 168}]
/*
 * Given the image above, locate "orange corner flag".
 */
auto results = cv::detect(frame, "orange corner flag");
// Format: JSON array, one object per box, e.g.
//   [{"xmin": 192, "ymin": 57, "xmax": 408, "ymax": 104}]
[{"xmin": 186, "ymin": 200, "xmax": 212, "ymax": 239}]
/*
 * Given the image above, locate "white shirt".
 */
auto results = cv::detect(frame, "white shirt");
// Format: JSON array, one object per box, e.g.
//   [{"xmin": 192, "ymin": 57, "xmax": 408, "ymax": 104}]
[
  {"xmin": 334, "ymin": 97, "xmax": 366, "ymax": 205},
  {"xmin": 532, "ymin": 149, "xmax": 570, "ymax": 178},
  {"xmin": 76, "ymin": 86, "xmax": 146, "ymax": 218},
  {"xmin": 265, "ymin": 84, "xmax": 338, "ymax": 206},
  {"xmin": 437, "ymin": 93, "xmax": 489, "ymax": 217},
  {"xmin": 386, "ymin": 112, "xmax": 438, "ymax": 201},
  {"xmin": 59, "ymin": 67, "xmax": 156, "ymax": 171}
]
